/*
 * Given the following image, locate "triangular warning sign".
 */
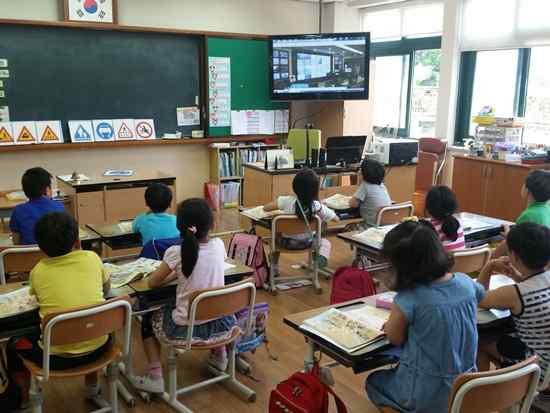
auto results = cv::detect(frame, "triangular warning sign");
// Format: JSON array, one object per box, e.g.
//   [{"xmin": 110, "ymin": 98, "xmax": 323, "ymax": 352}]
[
  {"xmin": 41, "ymin": 126, "xmax": 59, "ymax": 142},
  {"xmin": 18, "ymin": 126, "xmax": 35, "ymax": 142},
  {"xmin": 118, "ymin": 122, "xmax": 134, "ymax": 139},
  {"xmin": 0, "ymin": 127, "xmax": 13, "ymax": 143}
]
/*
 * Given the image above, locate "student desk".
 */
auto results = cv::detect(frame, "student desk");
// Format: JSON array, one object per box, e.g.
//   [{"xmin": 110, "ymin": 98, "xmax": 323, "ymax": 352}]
[
  {"xmin": 87, "ymin": 221, "xmax": 141, "ymax": 258},
  {"xmin": 337, "ymin": 212, "xmax": 512, "ymax": 274},
  {"xmin": 57, "ymin": 172, "xmax": 176, "ymax": 227},
  {"xmin": 0, "ymin": 259, "xmax": 254, "ymax": 341},
  {"xmin": 284, "ymin": 293, "xmax": 510, "ymax": 375},
  {"xmin": 242, "ymin": 163, "xmax": 416, "ymax": 208},
  {"xmin": 0, "ymin": 191, "xmax": 24, "ymax": 230}
]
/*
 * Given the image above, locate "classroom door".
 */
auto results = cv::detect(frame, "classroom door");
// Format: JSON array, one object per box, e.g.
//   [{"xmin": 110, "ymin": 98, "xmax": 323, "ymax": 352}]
[
  {"xmin": 484, "ymin": 164, "xmax": 528, "ymax": 221},
  {"xmin": 452, "ymin": 158, "xmax": 487, "ymax": 215}
]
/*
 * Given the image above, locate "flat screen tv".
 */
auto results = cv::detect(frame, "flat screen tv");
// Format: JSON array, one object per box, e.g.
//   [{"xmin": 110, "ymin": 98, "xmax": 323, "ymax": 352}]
[{"xmin": 269, "ymin": 32, "xmax": 370, "ymax": 101}]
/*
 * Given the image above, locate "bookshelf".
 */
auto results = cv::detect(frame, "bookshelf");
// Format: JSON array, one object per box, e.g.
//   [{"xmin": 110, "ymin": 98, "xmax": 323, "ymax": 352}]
[{"xmin": 209, "ymin": 142, "xmax": 280, "ymax": 208}]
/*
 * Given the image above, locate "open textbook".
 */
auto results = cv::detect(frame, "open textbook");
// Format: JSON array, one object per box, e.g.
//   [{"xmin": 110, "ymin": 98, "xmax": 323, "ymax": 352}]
[
  {"xmin": 323, "ymin": 194, "xmax": 352, "ymax": 210},
  {"xmin": 241, "ymin": 206, "xmax": 283, "ymax": 220},
  {"xmin": 0, "ymin": 287, "xmax": 38, "ymax": 318},
  {"xmin": 302, "ymin": 306, "xmax": 388, "ymax": 353},
  {"xmin": 104, "ymin": 258, "xmax": 162, "ymax": 289},
  {"xmin": 352, "ymin": 225, "xmax": 396, "ymax": 250}
]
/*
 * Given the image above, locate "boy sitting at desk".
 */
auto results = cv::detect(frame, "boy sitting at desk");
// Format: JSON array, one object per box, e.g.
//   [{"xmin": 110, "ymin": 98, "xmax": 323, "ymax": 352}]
[
  {"xmin": 349, "ymin": 159, "xmax": 391, "ymax": 227},
  {"xmin": 478, "ymin": 222, "xmax": 550, "ymax": 409},
  {"xmin": 133, "ymin": 183, "xmax": 179, "ymax": 245},
  {"xmin": 8, "ymin": 211, "xmax": 111, "ymax": 406},
  {"xmin": 493, "ymin": 169, "xmax": 550, "ymax": 257},
  {"xmin": 10, "ymin": 167, "xmax": 64, "ymax": 245}
]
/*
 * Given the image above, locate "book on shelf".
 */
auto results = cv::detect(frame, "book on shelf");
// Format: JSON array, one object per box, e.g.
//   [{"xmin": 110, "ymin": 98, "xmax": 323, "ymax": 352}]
[
  {"xmin": 301, "ymin": 306, "xmax": 388, "ymax": 353},
  {"xmin": 219, "ymin": 181, "xmax": 240, "ymax": 208}
]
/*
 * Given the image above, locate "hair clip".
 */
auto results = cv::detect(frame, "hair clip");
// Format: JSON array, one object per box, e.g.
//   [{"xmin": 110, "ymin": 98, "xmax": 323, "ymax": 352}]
[{"xmin": 187, "ymin": 226, "xmax": 197, "ymax": 234}]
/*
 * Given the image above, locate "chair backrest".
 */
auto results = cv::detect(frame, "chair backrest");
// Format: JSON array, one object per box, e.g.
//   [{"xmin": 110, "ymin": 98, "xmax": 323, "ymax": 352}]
[
  {"xmin": 416, "ymin": 138, "xmax": 448, "ymax": 189},
  {"xmin": 415, "ymin": 152, "xmax": 439, "ymax": 192},
  {"xmin": 41, "ymin": 296, "xmax": 132, "ymax": 380},
  {"xmin": 0, "ymin": 246, "xmax": 45, "ymax": 284},
  {"xmin": 271, "ymin": 214, "xmax": 323, "ymax": 252},
  {"xmin": 376, "ymin": 203, "xmax": 414, "ymax": 227},
  {"xmin": 449, "ymin": 356, "xmax": 540, "ymax": 413},
  {"xmin": 451, "ymin": 245, "xmax": 491, "ymax": 275},
  {"xmin": 185, "ymin": 279, "xmax": 256, "ymax": 350}
]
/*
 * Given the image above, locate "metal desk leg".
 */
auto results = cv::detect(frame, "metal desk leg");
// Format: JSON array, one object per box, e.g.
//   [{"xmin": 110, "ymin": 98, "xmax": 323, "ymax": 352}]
[{"xmin": 304, "ymin": 339, "xmax": 316, "ymax": 372}]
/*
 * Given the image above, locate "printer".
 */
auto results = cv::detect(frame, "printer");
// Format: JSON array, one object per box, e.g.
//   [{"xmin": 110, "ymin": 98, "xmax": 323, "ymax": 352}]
[{"xmin": 372, "ymin": 137, "xmax": 419, "ymax": 166}]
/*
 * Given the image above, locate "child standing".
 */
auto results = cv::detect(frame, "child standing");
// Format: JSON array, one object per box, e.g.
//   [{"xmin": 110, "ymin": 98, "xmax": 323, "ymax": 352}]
[
  {"xmin": 9, "ymin": 212, "xmax": 111, "ymax": 404},
  {"xmin": 131, "ymin": 198, "xmax": 235, "ymax": 393},
  {"xmin": 133, "ymin": 183, "xmax": 179, "ymax": 245},
  {"xmin": 10, "ymin": 167, "xmax": 64, "ymax": 245},
  {"xmin": 425, "ymin": 185, "xmax": 465, "ymax": 251},
  {"xmin": 349, "ymin": 159, "xmax": 392, "ymax": 227},
  {"xmin": 366, "ymin": 221, "xmax": 484, "ymax": 412},
  {"xmin": 478, "ymin": 223, "xmax": 550, "ymax": 408},
  {"xmin": 263, "ymin": 168, "xmax": 339, "ymax": 268}
]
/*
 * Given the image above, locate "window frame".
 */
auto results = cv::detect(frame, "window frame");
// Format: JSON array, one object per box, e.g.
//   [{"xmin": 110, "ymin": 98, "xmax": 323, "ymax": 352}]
[
  {"xmin": 371, "ymin": 36, "xmax": 442, "ymax": 137},
  {"xmin": 454, "ymin": 48, "xmax": 533, "ymax": 145}
]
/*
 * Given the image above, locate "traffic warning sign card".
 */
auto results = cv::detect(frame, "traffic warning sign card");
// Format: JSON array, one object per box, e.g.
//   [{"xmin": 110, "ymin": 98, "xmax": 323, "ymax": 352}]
[
  {"xmin": 134, "ymin": 119, "xmax": 156, "ymax": 140},
  {"xmin": 68, "ymin": 120, "xmax": 94, "ymax": 143},
  {"xmin": 113, "ymin": 119, "xmax": 136, "ymax": 141},
  {"xmin": 92, "ymin": 119, "xmax": 115, "ymax": 142},
  {"xmin": 12, "ymin": 122, "xmax": 38, "ymax": 145},
  {"xmin": 0, "ymin": 122, "xmax": 14, "ymax": 146},
  {"xmin": 36, "ymin": 121, "xmax": 63, "ymax": 144}
]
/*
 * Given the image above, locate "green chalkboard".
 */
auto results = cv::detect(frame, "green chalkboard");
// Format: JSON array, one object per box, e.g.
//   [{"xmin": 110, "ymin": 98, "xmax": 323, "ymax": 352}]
[
  {"xmin": 0, "ymin": 23, "xmax": 202, "ymax": 139},
  {"xmin": 207, "ymin": 37, "xmax": 288, "ymax": 137}
]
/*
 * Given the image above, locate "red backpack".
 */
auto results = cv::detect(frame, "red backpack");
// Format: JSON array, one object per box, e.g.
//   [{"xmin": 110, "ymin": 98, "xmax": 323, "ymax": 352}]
[
  {"xmin": 330, "ymin": 266, "xmax": 377, "ymax": 305},
  {"xmin": 228, "ymin": 233, "xmax": 269, "ymax": 287},
  {"xmin": 269, "ymin": 363, "xmax": 347, "ymax": 413}
]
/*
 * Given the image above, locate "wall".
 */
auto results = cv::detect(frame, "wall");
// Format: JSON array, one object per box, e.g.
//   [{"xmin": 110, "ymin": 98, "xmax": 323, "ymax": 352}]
[{"xmin": 0, "ymin": 0, "xmax": 319, "ymax": 199}]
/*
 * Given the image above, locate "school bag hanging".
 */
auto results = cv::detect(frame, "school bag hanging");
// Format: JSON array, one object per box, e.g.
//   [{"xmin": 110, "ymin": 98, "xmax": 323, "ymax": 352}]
[
  {"xmin": 139, "ymin": 237, "xmax": 180, "ymax": 260},
  {"xmin": 330, "ymin": 266, "xmax": 377, "ymax": 305},
  {"xmin": 227, "ymin": 233, "xmax": 269, "ymax": 287},
  {"xmin": 269, "ymin": 361, "xmax": 347, "ymax": 413}
]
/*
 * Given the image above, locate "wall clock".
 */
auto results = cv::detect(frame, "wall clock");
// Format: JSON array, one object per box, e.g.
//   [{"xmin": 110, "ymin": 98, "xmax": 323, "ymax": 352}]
[{"xmin": 64, "ymin": 0, "xmax": 118, "ymax": 24}]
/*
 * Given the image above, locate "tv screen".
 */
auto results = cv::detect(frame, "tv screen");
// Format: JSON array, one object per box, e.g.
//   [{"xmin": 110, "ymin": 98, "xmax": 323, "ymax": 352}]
[{"xmin": 269, "ymin": 33, "xmax": 370, "ymax": 101}]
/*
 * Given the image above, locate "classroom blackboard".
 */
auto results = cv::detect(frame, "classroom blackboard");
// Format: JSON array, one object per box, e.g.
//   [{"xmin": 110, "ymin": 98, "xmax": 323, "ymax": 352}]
[
  {"xmin": 207, "ymin": 37, "xmax": 288, "ymax": 137},
  {"xmin": 0, "ymin": 23, "xmax": 202, "ymax": 139}
]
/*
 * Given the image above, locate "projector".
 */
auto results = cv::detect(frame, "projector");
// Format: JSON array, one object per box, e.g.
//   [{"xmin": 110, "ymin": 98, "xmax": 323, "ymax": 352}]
[{"xmin": 373, "ymin": 138, "xmax": 419, "ymax": 166}]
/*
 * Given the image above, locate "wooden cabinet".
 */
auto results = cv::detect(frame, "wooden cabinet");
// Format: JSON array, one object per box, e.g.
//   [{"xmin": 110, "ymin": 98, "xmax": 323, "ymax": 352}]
[{"xmin": 452, "ymin": 156, "xmax": 550, "ymax": 222}]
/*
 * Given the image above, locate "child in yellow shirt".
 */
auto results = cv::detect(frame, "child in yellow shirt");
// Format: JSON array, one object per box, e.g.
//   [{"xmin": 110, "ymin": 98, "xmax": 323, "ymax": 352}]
[{"xmin": 8, "ymin": 211, "xmax": 110, "ymax": 404}]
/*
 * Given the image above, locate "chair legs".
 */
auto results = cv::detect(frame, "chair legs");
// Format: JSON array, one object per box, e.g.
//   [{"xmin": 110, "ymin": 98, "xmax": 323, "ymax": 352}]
[
  {"xmin": 160, "ymin": 343, "xmax": 256, "ymax": 413},
  {"xmin": 29, "ymin": 377, "xmax": 43, "ymax": 413},
  {"xmin": 267, "ymin": 248, "xmax": 322, "ymax": 294}
]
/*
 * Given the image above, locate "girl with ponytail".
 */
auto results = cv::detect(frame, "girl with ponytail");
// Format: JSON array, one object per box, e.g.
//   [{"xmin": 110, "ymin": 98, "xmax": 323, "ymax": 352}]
[
  {"xmin": 366, "ymin": 220, "xmax": 485, "ymax": 412},
  {"xmin": 425, "ymin": 185, "xmax": 466, "ymax": 251},
  {"xmin": 131, "ymin": 198, "xmax": 235, "ymax": 394}
]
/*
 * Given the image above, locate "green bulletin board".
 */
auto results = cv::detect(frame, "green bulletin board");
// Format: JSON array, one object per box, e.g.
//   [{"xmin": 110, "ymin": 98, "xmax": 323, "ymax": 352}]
[{"xmin": 207, "ymin": 37, "xmax": 288, "ymax": 137}]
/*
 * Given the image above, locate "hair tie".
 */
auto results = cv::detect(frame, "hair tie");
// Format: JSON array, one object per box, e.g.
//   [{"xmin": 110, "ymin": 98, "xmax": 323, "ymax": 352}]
[{"xmin": 187, "ymin": 226, "xmax": 197, "ymax": 235}]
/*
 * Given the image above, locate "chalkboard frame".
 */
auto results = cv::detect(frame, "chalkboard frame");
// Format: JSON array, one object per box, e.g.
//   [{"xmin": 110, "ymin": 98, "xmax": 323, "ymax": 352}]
[{"xmin": 0, "ymin": 18, "xmax": 271, "ymax": 149}]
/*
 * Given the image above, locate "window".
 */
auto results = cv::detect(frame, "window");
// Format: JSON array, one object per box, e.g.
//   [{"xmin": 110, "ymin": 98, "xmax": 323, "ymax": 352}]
[
  {"xmin": 462, "ymin": 0, "xmax": 550, "ymax": 51},
  {"xmin": 362, "ymin": 2, "xmax": 443, "ymax": 42},
  {"xmin": 373, "ymin": 55, "xmax": 410, "ymax": 130},
  {"xmin": 410, "ymin": 49, "xmax": 441, "ymax": 138},
  {"xmin": 524, "ymin": 47, "xmax": 550, "ymax": 143},
  {"xmin": 469, "ymin": 50, "xmax": 519, "ymax": 135}
]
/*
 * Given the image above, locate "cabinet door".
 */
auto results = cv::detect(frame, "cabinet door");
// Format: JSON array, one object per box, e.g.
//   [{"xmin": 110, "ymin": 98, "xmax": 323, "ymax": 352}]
[
  {"xmin": 484, "ymin": 164, "xmax": 528, "ymax": 221},
  {"xmin": 76, "ymin": 192, "xmax": 106, "ymax": 226},
  {"xmin": 452, "ymin": 158, "xmax": 487, "ymax": 215},
  {"xmin": 105, "ymin": 187, "xmax": 148, "ymax": 222}
]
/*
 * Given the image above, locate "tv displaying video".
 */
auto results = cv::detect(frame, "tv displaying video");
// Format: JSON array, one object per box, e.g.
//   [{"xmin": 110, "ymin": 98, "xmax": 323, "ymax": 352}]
[{"xmin": 269, "ymin": 33, "xmax": 370, "ymax": 101}]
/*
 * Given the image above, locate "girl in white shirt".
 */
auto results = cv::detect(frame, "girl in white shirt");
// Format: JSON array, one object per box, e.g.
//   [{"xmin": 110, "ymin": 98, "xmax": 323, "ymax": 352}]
[
  {"xmin": 131, "ymin": 198, "xmax": 236, "ymax": 393},
  {"xmin": 264, "ymin": 168, "xmax": 339, "ymax": 268}
]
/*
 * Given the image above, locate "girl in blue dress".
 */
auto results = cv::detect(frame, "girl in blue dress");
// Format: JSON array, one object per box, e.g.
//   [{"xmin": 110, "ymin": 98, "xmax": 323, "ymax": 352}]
[{"xmin": 366, "ymin": 220, "xmax": 485, "ymax": 413}]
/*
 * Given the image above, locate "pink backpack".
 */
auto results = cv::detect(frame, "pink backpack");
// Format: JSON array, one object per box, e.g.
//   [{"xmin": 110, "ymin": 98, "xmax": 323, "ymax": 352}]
[
  {"xmin": 330, "ymin": 266, "xmax": 377, "ymax": 305},
  {"xmin": 228, "ymin": 233, "xmax": 269, "ymax": 287}
]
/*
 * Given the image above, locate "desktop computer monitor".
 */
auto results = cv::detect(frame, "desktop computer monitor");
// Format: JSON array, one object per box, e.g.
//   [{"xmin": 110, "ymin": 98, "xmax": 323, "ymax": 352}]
[{"xmin": 326, "ymin": 135, "xmax": 367, "ymax": 166}]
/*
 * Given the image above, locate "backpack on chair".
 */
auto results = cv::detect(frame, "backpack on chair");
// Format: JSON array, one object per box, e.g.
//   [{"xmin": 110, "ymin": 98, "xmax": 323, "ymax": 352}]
[
  {"xmin": 269, "ymin": 361, "xmax": 347, "ymax": 413},
  {"xmin": 330, "ymin": 266, "xmax": 377, "ymax": 305},
  {"xmin": 228, "ymin": 233, "xmax": 269, "ymax": 287}
]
